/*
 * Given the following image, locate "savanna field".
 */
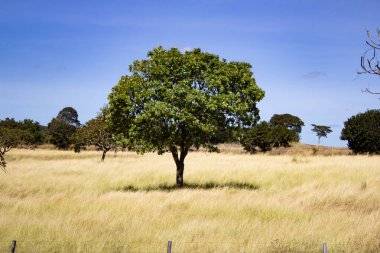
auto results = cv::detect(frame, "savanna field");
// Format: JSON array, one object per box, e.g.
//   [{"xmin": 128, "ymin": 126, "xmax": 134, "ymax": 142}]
[{"xmin": 1, "ymin": 147, "xmax": 380, "ymax": 252}]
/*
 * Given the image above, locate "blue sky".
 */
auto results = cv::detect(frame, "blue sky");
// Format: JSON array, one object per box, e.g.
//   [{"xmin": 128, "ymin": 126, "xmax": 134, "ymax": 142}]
[{"xmin": 0, "ymin": 0, "xmax": 379, "ymax": 147}]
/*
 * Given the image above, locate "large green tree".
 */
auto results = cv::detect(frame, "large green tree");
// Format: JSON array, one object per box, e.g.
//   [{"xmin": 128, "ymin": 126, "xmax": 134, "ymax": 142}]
[
  {"xmin": 341, "ymin": 109, "xmax": 380, "ymax": 154},
  {"xmin": 108, "ymin": 47, "xmax": 264, "ymax": 187}
]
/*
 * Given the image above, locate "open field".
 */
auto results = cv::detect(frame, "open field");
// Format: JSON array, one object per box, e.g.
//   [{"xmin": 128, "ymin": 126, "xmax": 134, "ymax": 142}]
[{"xmin": 1, "ymin": 149, "xmax": 380, "ymax": 252}]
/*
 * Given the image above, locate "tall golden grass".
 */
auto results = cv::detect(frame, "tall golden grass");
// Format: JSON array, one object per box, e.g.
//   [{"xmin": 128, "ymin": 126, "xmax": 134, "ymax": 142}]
[{"xmin": 0, "ymin": 149, "xmax": 379, "ymax": 252}]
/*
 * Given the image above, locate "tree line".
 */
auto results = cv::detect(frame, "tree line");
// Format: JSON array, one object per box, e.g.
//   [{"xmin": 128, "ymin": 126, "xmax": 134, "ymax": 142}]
[{"xmin": 1, "ymin": 46, "xmax": 379, "ymax": 186}]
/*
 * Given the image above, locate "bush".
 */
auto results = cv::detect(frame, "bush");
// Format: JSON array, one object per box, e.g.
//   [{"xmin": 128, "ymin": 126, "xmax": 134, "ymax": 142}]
[
  {"xmin": 241, "ymin": 121, "xmax": 299, "ymax": 153},
  {"xmin": 241, "ymin": 122, "xmax": 273, "ymax": 153},
  {"xmin": 341, "ymin": 109, "xmax": 380, "ymax": 154}
]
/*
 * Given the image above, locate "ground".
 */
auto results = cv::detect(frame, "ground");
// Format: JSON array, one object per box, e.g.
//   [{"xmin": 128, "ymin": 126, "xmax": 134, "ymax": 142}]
[{"xmin": 0, "ymin": 148, "xmax": 379, "ymax": 252}]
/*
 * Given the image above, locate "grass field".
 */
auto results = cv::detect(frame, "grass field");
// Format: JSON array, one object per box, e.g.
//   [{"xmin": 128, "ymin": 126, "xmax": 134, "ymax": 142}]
[{"xmin": 0, "ymin": 149, "xmax": 379, "ymax": 252}]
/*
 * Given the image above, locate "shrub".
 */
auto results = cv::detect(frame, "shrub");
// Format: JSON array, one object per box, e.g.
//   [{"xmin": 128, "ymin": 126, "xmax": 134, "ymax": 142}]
[{"xmin": 241, "ymin": 122, "xmax": 274, "ymax": 153}]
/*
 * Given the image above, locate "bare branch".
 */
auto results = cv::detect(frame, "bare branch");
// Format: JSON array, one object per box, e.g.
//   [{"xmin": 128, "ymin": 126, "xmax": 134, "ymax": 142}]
[
  {"xmin": 362, "ymin": 88, "xmax": 380, "ymax": 95},
  {"xmin": 359, "ymin": 30, "xmax": 380, "ymax": 95}
]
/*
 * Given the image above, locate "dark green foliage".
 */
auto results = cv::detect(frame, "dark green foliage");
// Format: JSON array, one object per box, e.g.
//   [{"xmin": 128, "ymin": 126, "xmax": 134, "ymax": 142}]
[
  {"xmin": 108, "ymin": 47, "xmax": 264, "ymax": 187},
  {"xmin": 0, "ymin": 118, "xmax": 19, "ymax": 129},
  {"xmin": 70, "ymin": 131, "xmax": 86, "ymax": 153},
  {"xmin": 241, "ymin": 120, "xmax": 298, "ymax": 153},
  {"xmin": 19, "ymin": 119, "xmax": 45, "ymax": 146},
  {"xmin": 241, "ymin": 122, "xmax": 274, "ymax": 153},
  {"xmin": 209, "ymin": 125, "xmax": 241, "ymax": 144},
  {"xmin": 0, "ymin": 118, "xmax": 45, "ymax": 147},
  {"xmin": 48, "ymin": 118, "xmax": 76, "ymax": 150},
  {"xmin": 272, "ymin": 125, "xmax": 295, "ymax": 148},
  {"xmin": 48, "ymin": 107, "xmax": 80, "ymax": 150},
  {"xmin": 270, "ymin": 113, "xmax": 304, "ymax": 142},
  {"xmin": 311, "ymin": 124, "xmax": 332, "ymax": 145},
  {"xmin": 57, "ymin": 107, "xmax": 80, "ymax": 127},
  {"xmin": 341, "ymin": 109, "xmax": 380, "ymax": 154}
]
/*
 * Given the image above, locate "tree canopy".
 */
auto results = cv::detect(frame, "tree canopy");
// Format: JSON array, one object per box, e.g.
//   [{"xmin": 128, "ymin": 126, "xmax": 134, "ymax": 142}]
[
  {"xmin": 269, "ymin": 113, "xmax": 304, "ymax": 142},
  {"xmin": 311, "ymin": 124, "xmax": 332, "ymax": 145},
  {"xmin": 241, "ymin": 122, "xmax": 273, "ymax": 153},
  {"xmin": 108, "ymin": 47, "xmax": 264, "ymax": 187},
  {"xmin": 57, "ymin": 107, "xmax": 81, "ymax": 127},
  {"xmin": 72, "ymin": 107, "xmax": 117, "ymax": 161},
  {"xmin": 0, "ymin": 118, "xmax": 45, "ymax": 147},
  {"xmin": 241, "ymin": 120, "xmax": 297, "ymax": 153},
  {"xmin": 48, "ymin": 107, "xmax": 80, "ymax": 150},
  {"xmin": 341, "ymin": 109, "xmax": 380, "ymax": 154}
]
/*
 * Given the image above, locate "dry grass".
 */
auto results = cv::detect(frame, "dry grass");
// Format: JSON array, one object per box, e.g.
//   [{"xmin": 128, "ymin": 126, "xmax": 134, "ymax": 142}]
[
  {"xmin": 214, "ymin": 142, "xmax": 351, "ymax": 156},
  {"xmin": 0, "ymin": 149, "xmax": 379, "ymax": 252}
]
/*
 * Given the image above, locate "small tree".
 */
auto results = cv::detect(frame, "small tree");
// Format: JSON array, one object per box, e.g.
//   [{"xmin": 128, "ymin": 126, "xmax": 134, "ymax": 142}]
[
  {"xmin": 0, "ymin": 127, "xmax": 25, "ymax": 171},
  {"xmin": 269, "ymin": 113, "xmax": 304, "ymax": 142},
  {"xmin": 108, "ymin": 47, "xmax": 264, "ymax": 187},
  {"xmin": 311, "ymin": 124, "xmax": 332, "ymax": 145},
  {"xmin": 241, "ymin": 122, "xmax": 273, "ymax": 153},
  {"xmin": 73, "ymin": 108, "xmax": 117, "ymax": 161},
  {"xmin": 341, "ymin": 109, "xmax": 380, "ymax": 154},
  {"xmin": 48, "ymin": 107, "xmax": 80, "ymax": 150}
]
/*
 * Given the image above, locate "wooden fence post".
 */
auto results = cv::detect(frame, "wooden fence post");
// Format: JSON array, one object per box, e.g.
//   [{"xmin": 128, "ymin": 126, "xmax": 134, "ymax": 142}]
[
  {"xmin": 323, "ymin": 242, "xmax": 327, "ymax": 253},
  {"xmin": 167, "ymin": 240, "xmax": 172, "ymax": 253},
  {"xmin": 10, "ymin": 240, "xmax": 16, "ymax": 253}
]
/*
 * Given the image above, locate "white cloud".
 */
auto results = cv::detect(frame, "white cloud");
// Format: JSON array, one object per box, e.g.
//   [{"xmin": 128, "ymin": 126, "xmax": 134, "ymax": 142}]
[{"xmin": 302, "ymin": 71, "xmax": 327, "ymax": 79}]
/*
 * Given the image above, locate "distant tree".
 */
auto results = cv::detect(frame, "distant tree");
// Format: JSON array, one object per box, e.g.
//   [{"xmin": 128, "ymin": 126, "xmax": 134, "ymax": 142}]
[
  {"xmin": 108, "ymin": 47, "xmax": 264, "ymax": 187},
  {"xmin": 359, "ymin": 29, "xmax": 380, "ymax": 94},
  {"xmin": 0, "ymin": 118, "xmax": 44, "ymax": 148},
  {"xmin": 73, "ymin": 107, "xmax": 117, "ymax": 161},
  {"xmin": 0, "ymin": 127, "xmax": 25, "ymax": 171},
  {"xmin": 48, "ymin": 118, "xmax": 76, "ymax": 149},
  {"xmin": 311, "ymin": 124, "xmax": 332, "ymax": 145},
  {"xmin": 48, "ymin": 107, "xmax": 80, "ymax": 150},
  {"xmin": 19, "ymin": 119, "xmax": 45, "ymax": 147},
  {"xmin": 69, "ymin": 130, "xmax": 86, "ymax": 153},
  {"xmin": 269, "ymin": 113, "xmax": 304, "ymax": 142},
  {"xmin": 341, "ymin": 109, "xmax": 380, "ymax": 154},
  {"xmin": 57, "ymin": 107, "xmax": 80, "ymax": 127},
  {"xmin": 241, "ymin": 122, "xmax": 273, "ymax": 153}
]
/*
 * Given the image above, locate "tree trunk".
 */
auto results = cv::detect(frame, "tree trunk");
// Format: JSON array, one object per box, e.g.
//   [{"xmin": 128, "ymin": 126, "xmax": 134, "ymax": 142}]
[
  {"xmin": 101, "ymin": 150, "xmax": 107, "ymax": 162},
  {"xmin": 171, "ymin": 146, "xmax": 188, "ymax": 188},
  {"xmin": 176, "ymin": 160, "xmax": 184, "ymax": 188}
]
